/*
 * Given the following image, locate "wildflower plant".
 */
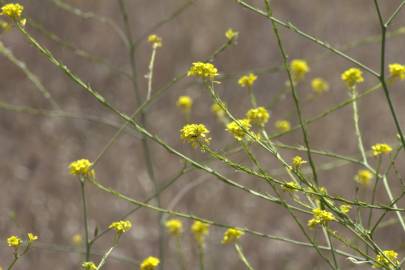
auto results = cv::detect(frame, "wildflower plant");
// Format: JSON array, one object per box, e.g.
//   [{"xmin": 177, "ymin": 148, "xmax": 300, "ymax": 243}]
[{"xmin": 2, "ymin": 0, "xmax": 405, "ymax": 269}]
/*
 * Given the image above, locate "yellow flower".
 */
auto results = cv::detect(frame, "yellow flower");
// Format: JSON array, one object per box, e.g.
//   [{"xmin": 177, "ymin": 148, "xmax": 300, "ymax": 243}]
[
  {"xmin": 238, "ymin": 73, "xmax": 257, "ymax": 88},
  {"xmin": 165, "ymin": 219, "xmax": 183, "ymax": 236},
  {"xmin": 222, "ymin": 228, "xmax": 244, "ymax": 244},
  {"xmin": 275, "ymin": 120, "xmax": 291, "ymax": 132},
  {"xmin": 292, "ymin": 155, "xmax": 306, "ymax": 169},
  {"xmin": 211, "ymin": 102, "xmax": 226, "ymax": 119},
  {"xmin": 225, "ymin": 28, "xmax": 239, "ymax": 41},
  {"xmin": 191, "ymin": 221, "xmax": 210, "ymax": 245},
  {"xmin": 389, "ymin": 63, "xmax": 405, "ymax": 80},
  {"xmin": 69, "ymin": 159, "xmax": 95, "ymax": 178},
  {"xmin": 180, "ymin": 123, "xmax": 210, "ymax": 148},
  {"xmin": 27, "ymin": 233, "xmax": 38, "ymax": 242},
  {"xmin": 246, "ymin": 107, "xmax": 269, "ymax": 127},
  {"xmin": 226, "ymin": 119, "xmax": 251, "ymax": 141},
  {"xmin": 311, "ymin": 78, "xmax": 329, "ymax": 94},
  {"xmin": 82, "ymin": 262, "xmax": 97, "ymax": 270},
  {"xmin": 1, "ymin": 3, "xmax": 23, "ymax": 19},
  {"xmin": 282, "ymin": 181, "xmax": 301, "ymax": 192},
  {"xmin": 7, "ymin": 235, "xmax": 22, "ymax": 248},
  {"xmin": 0, "ymin": 19, "xmax": 11, "ymax": 31},
  {"xmin": 176, "ymin": 96, "xmax": 192, "ymax": 113},
  {"xmin": 187, "ymin": 62, "xmax": 219, "ymax": 80},
  {"xmin": 307, "ymin": 208, "xmax": 336, "ymax": 228},
  {"xmin": 140, "ymin": 256, "xmax": 160, "ymax": 270},
  {"xmin": 72, "ymin": 233, "xmax": 82, "ymax": 246},
  {"xmin": 373, "ymin": 250, "xmax": 399, "ymax": 269},
  {"xmin": 339, "ymin": 204, "xmax": 351, "ymax": 214},
  {"xmin": 109, "ymin": 220, "xmax": 132, "ymax": 234},
  {"xmin": 147, "ymin": 34, "xmax": 162, "ymax": 48},
  {"xmin": 354, "ymin": 169, "xmax": 373, "ymax": 186},
  {"xmin": 290, "ymin": 59, "xmax": 309, "ymax": 81},
  {"xmin": 372, "ymin": 143, "xmax": 392, "ymax": 156},
  {"xmin": 341, "ymin": 68, "xmax": 364, "ymax": 88}
]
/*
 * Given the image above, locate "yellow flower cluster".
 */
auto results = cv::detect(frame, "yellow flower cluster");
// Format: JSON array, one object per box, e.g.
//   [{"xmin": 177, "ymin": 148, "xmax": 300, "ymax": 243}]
[
  {"xmin": 69, "ymin": 159, "xmax": 95, "ymax": 178},
  {"xmin": 311, "ymin": 78, "xmax": 329, "ymax": 94},
  {"xmin": 109, "ymin": 220, "xmax": 132, "ymax": 234},
  {"xmin": 140, "ymin": 256, "xmax": 160, "ymax": 270},
  {"xmin": 238, "ymin": 73, "xmax": 257, "ymax": 88},
  {"xmin": 372, "ymin": 143, "xmax": 392, "ymax": 156},
  {"xmin": 290, "ymin": 59, "xmax": 309, "ymax": 81},
  {"xmin": 373, "ymin": 250, "xmax": 399, "ymax": 269},
  {"xmin": 165, "ymin": 219, "xmax": 183, "ymax": 236},
  {"xmin": 226, "ymin": 119, "xmax": 251, "ymax": 141},
  {"xmin": 308, "ymin": 208, "xmax": 336, "ymax": 228},
  {"xmin": 389, "ymin": 63, "xmax": 405, "ymax": 80},
  {"xmin": 275, "ymin": 120, "xmax": 291, "ymax": 132},
  {"xmin": 339, "ymin": 204, "xmax": 351, "ymax": 214},
  {"xmin": 82, "ymin": 262, "xmax": 97, "ymax": 270},
  {"xmin": 28, "ymin": 233, "xmax": 38, "ymax": 242},
  {"xmin": 176, "ymin": 95, "xmax": 192, "ymax": 113},
  {"xmin": 282, "ymin": 181, "xmax": 301, "ymax": 192},
  {"xmin": 246, "ymin": 107, "xmax": 269, "ymax": 126},
  {"xmin": 225, "ymin": 28, "xmax": 239, "ymax": 41},
  {"xmin": 211, "ymin": 102, "xmax": 226, "ymax": 119},
  {"xmin": 341, "ymin": 68, "xmax": 364, "ymax": 88},
  {"xmin": 0, "ymin": 3, "xmax": 25, "ymax": 25},
  {"xmin": 7, "ymin": 235, "xmax": 22, "ymax": 248},
  {"xmin": 292, "ymin": 155, "xmax": 306, "ymax": 169},
  {"xmin": 191, "ymin": 220, "xmax": 210, "ymax": 245},
  {"xmin": 222, "ymin": 228, "xmax": 244, "ymax": 244},
  {"xmin": 354, "ymin": 169, "xmax": 373, "ymax": 186},
  {"xmin": 147, "ymin": 34, "xmax": 162, "ymax": 48},
  {"xmin": 180, "ymin": 123, "xmax": 210, "ymax": 148},
  {"xmin": 187, "ymin": 62, "xmax": 219, "ymax": 80}
]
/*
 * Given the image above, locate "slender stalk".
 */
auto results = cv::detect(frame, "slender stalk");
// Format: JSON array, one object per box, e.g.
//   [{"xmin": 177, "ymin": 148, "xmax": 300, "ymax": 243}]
[
  {"xmin": 7, "ymin": 253, "xmax": 18, "ymax": 270},
  {"xmin": 234, "ymin": 244, "xmax": 255, "ymax": 270},
  {"xmin": 96, "ymin": 245, "xmax": 117, "ymax": 270},
  {"xmin": 80, "ymin": 180, "xmax": 91, "ymax": 261},
  {"xmin": 351, "ymin": 88, "xmax": 368, "ymax": 166}
]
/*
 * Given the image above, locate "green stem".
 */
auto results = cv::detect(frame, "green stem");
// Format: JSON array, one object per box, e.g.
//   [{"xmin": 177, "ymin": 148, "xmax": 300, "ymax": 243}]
[
  {"xmin": 80, "ymin": 180, "xmax": 91, "ymax": 261},
  {"xmin": 234, "ymin": 244, "xmax": 255, "ymax": 270}
]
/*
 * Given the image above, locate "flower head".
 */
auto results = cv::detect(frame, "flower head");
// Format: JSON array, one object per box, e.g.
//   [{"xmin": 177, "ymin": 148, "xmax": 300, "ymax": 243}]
[
  {"xmin": 140, "ymin": 256, "xmax": 160, "ymax": 270},
  {"xmin": 282, "ymin": 181, "xmax": 301, "ymax": 192},
  {"xmin": 180, "ymin": 123, "xmax": 210, "ymax": 148},
  {"xmin": 176, "ymin": 96, "xmax": 192, "ymax": 113},
  {"xmin": 165, "ymin": 219, "xmax": 183, "ymax": 236},
  {"xmin": 292, "ymin": 155, "xmax": 306, "ymax": 169},
  {"xmin": 354, "ymin": 169, "xmax": 373, "ymax": 186},
  {"xmin": 27, "ymin": 233, "xmax": 38, "ymax": 242},
  {"xmin": 109, "ymin": 220, "xmax": 132, "ymax": 234},
  {"xmin": 307, "ymin": 208, "xmax": 336, "ymax": 228},
  {"xmin": 1, "ymin": 3, "xmax": 23, "ymax": 19},
  {"xmin": 246, "ymin": 107, "xmax": 269, "ymax": 127},
  {"xmin": 225, "ymin": 28, "xmax": 239, "ymax": 41},
  {"xmin": 187, "ymin": 62, "xmax": 219, "ymax": 80},
  {"xmin": 222, "ymin": 228, "xmax": 244, "ymax": 244},
  {"xmin": 290, "ymin": 59, "xmax": 309, "ymax": 81},
  {"xmin": 389, "ymin": 63, "xmax": 405, "ymax": 80},
  {"xmin": 373, "ymin": 250, "xmax": 399, "ymax": 269},
  {"xmin": 339, "ymin": 204, "xmax": 351, "ymax": 214},
  {"xmin": 72, "ymin": 233, "xmax": 82, "ymax": 246},
  {"xmin": 69, "ymin": 159, "xmax": 95, "ymax": 178},
  {"xmin": 238, "ymin": 73, "xmax": 257, "ymax": 88},
  {"xmin": 7, "ymin": 235, "xmax": 22, "ymax": 248},
  {"xmin": 147, "ymin": 34, "xmax": 162, "ymax": 48},
  {"xmin": 211, "ymin": 102, "xmax": 226, "ymax": 119},
  {"xmin": 82, "ymin": 262, "xmax": 97, "ymax": 270},
  {"xmin": 341, "ymin": 68, "xmax": 364, "ymax": 88},
  {"xmin": 275, "ymin": 120, "xmax": 291, "ymax": 132},
  {"xmin": 372, "ymin": 143, "xmax": 392, "ymax": 156},
  {"xmin": 191, "ymin": 221, "xmax": 210, "ymax": 245},
  {"xmin": 311, "ymin": 78, "xmax": 329, "ymax": 94},
  {"xmin": 226, "ymin": 119, "xmax": 251, "ymax": 141}
]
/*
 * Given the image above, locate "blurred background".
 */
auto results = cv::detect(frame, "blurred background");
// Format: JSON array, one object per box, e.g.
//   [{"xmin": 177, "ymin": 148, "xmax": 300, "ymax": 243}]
[{"xmin": 0, "ymin": 0, "xmax": 405, "ymax": 269}]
